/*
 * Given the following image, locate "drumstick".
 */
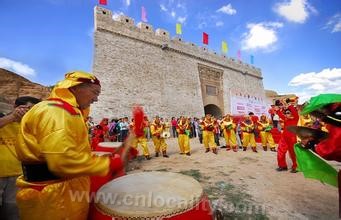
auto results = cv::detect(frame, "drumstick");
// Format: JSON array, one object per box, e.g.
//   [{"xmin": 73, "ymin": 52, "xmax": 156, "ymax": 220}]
[{"xmin": 113, "ymin": 105, "xmax": 145, "ymax": 168}]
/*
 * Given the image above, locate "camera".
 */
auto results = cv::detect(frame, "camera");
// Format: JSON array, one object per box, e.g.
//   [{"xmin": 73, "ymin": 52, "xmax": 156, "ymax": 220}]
[{"xmin": 275, "ymin": 99, "xmax": 283, "ymax": 106}]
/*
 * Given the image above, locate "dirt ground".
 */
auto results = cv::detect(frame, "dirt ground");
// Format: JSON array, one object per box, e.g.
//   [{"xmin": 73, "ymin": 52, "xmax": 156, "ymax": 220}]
[{"xmin": 126, "ymin": 137, "xmax": 339, "ymax": 220}]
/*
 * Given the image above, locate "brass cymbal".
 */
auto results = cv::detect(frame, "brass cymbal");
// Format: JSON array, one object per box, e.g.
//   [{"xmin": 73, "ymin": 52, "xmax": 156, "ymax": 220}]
[{"xmin": 286, "ymin": 126, "xmax": 329, "ymax": 141}]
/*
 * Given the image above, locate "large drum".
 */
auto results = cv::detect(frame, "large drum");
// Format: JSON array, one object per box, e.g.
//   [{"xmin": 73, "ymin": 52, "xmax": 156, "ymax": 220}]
[
  {"xmin": 96, "ymin": 142, "xmax": 123, "ymax": 153},
  {"xmin": 90, "ymin": 151, "xmax": 125, "ymax": 193},
  {"xmin": 95, "ymin": 142, "xmax": 138, "ymax": 159},
  {"xmin": 91, "ymin": 172, "xmax": 213, "ymax": 220}
]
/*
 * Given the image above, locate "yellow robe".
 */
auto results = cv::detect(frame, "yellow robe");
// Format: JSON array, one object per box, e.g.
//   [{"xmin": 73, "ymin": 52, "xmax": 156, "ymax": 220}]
[
  {"xmin": 0, "ymin": 122, "xmax": 22, "ymax": 177},
  {"xmin": 220, "ymin": 120, "xmax": 237, "ymax": 148},
  {"xmin": 177, "ymin": 121, "xmax": 191, "ymax": 154},
  {"xmin": 257, "ymin": 120, "xmax": 275, "ymax": 149},
  {"xmin": 150, "ymin": 122, "xmax": 167, "ymax": 152},
  {"xmin": 15, "ymin": 90, "xmax": 110, "ymax": 220}
]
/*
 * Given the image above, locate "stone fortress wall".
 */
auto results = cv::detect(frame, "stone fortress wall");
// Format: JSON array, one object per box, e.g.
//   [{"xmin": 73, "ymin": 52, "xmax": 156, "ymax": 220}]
[{"xmin": 91, "ymin": 6, "xmax": 265, "ymax": 120}]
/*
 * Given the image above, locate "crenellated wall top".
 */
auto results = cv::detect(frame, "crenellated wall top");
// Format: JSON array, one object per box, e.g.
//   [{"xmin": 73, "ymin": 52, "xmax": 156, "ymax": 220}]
[{"xmin": 94, "ymin": 6, "xmax": 262, "ymax": 78}]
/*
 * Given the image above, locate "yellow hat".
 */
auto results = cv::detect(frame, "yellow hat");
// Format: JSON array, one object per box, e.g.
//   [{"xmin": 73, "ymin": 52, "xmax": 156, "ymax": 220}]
[
  {"xmin": 54, "ymin": 71, "xmax": 100, "ymax": 89},
  {"xmin": 49, "ymin": 71, "xmax": 101, "ymax": 111}
]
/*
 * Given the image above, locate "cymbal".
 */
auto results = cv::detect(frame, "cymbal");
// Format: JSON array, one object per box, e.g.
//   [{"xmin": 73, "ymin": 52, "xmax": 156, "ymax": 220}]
[{"xmin": 286, "ymin": 126, "xmax": 329, "ymax": 141}]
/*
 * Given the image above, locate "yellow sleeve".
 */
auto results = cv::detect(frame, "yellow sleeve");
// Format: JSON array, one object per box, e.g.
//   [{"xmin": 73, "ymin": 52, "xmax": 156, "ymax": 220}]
[
  {"xmin": 41, "ymin": 129, "xmax": 110, "ymax": 177},
  {"xmin": 16, "ymin": 101, "xmax": 110, "ymax": 178}
]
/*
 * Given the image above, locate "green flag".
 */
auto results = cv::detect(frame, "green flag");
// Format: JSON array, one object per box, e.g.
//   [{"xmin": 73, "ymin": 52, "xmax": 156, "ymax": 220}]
[
  {"xmin": 294, "ymin": 143, "xmax": 338, "ymax": 187},
  {"xmin": 176, "ymin": 23, "xmax": 182, "ymax": 35}
]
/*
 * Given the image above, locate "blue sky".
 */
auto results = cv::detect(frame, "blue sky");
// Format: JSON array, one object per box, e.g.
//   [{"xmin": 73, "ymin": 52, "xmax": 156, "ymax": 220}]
[{"xmin": 0, "ymin": 0, "xmax": 340, "ymax": 102}]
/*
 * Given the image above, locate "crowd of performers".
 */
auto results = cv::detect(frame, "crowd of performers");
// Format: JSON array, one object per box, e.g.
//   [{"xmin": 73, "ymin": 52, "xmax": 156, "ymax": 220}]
[
  {"xmin": 0, "ymin": 70, "xmax": 339, "ymax": 220},
  {"xmin": 88, "ymin": 96, "xmax": 329, "ymax": 174}
]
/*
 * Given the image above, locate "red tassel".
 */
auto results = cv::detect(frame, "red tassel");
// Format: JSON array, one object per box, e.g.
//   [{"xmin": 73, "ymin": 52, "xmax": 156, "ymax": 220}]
[{"xmin": 133, "ymin": 105, "xmax": 145, "ymax": 137}]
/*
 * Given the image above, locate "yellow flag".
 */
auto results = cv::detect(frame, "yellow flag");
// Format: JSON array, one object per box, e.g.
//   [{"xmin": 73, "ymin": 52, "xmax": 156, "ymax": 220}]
[
  {"xmin": 222, "ymin": 41, "xmax": 228, "ymax": 54},
  {"xmin": 176, "ymin": 23, "xmax": 182, "ymax": 35}
]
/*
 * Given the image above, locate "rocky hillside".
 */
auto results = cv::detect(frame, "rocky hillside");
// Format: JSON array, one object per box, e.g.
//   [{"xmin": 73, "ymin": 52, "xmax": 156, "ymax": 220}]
[{"xmin": 0, "ymin": 68, "xmax": 50, "ymax": 114}]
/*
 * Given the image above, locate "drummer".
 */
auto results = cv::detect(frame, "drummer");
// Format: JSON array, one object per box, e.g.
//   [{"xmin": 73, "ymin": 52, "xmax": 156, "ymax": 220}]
[
  {"xmin": 201, "ymin": 114, "xmax": 217, "ymax": 154},
  {"xmin": 130, "ymin": 118, "xmax": 151, "ymax": 160},
  {"xmin": 177, "ymin": 116, "xmax": 191, "ymax": 155},
  {"xmin": 220, "ymin": 114, "xmax": 238, "ymax": 152},
  {"xmin": 150, "ymin": 116, "xmax": 169, "ymax": 158},
  {"xmin": 15, "ymin": 71, "xmax": 125, "ymax": 220},
  {"xmin": 257, "ymin": 114, "xmax": 276, "ymax": 152}
]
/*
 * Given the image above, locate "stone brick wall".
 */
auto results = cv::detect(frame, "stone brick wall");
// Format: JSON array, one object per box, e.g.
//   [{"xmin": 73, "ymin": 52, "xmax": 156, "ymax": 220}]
[{"xmin": 91, "ymin": 6, "xmax": 265, "ymax": 121}]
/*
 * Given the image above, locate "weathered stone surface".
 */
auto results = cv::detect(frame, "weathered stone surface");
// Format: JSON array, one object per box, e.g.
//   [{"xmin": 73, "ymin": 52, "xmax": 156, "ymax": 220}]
[
  {"xmin": 92, "ymin": 6, "xmax": 265, "ymax": 121},
  {"xmin": 0, "ymin": 68, "xmax": 50, "ymax": 114}
]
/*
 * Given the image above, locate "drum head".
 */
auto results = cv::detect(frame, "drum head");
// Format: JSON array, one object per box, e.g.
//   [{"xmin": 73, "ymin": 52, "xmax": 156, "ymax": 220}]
[
  {"xmin": 92, "ymin": 151, "xmax": 112, "ymax": 156},
  {"xmin": 98, "ymin": 142, "xmax": 122, "ymax": 148},
  {"xmin": 95, "ymin": 172, "xmax": 203, "ymax": 218}
]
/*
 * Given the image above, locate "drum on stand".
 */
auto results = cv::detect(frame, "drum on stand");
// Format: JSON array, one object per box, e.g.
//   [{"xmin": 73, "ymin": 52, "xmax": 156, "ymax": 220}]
[
  {"xmin": 96, "ymin": 141, "xmax": 139, "ymax": 160},
  {"xmin": 89, "ymin": 151, "xmax": 126, "ymax": 220},
  {"xmin": 91, "ymin": 172, "xmax": 213, "ymax": 220},
  {"xmin": 96, "ymin": 142, "xmax": 123, "ymax": 153}
]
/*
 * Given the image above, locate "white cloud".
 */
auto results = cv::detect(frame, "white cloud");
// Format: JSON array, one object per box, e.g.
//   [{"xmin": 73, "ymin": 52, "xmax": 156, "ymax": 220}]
[
  {"xmin": 324, "ymin": 13, "xmax": 341, "ymax": 33},
  {"xmin": 217, "ymin": 4, "xmax": 237, "ymax": 15},
  {"xmin": 241, "ymin": 22, "xmax": 283, "ymax": 51},
  {"xmin": 274, "ymin": 0, "xmax": 317, "ymax": 23},
  {"xmin": 177, "ymin": 16, "xmax": 187, "ymax": 23},
  {"xmin": 177, "ymin": 2, "xmax": 185, "ymax": 9},
  {"xmin": 216, "ymin": 21, "xmax": 224, "ymax": 27},
  {"xmin": 112, "ymin": 11, "xmax": 124, "ymax": 21},
  {"xmin": 0, "ymin": 57, "xmax": 36, "ymax": 77},
  {"xmin": 124, "ymin": 0, "xmax": 130, "ymax": 7},
  {"xmin": 160, "ymin": 4, "xmax": 168, "ymax": 12},
  {"xmin": 160, "ymin": 1, "xmax": 188, "ymax": 25},
  {"xmin": 288, "ymin": 68, "xmax": 341, "ymax": 102}
]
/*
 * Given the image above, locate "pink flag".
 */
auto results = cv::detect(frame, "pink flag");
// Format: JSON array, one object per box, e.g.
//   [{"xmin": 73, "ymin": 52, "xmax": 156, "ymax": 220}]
[
  {"xmin": 237, "ymin": 49, "xmax": 241, "ymax": 61},
  {"xmin": 141, "ymin": 6, "xmax": 147, "ymax": 22}
]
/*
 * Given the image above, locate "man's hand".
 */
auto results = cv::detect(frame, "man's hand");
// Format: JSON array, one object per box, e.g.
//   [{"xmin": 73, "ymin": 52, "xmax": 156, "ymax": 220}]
[
  {"xmin": 0, "ymin": 105, "xmax": 31, "ymax": 128},
  {"xmin": 11, "ymin": 105, "xmax": 31, "ymax": 121}
]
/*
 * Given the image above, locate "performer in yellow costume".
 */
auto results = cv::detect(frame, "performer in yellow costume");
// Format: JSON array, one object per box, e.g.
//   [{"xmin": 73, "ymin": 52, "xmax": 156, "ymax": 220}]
[
  {"xmin": 241, "ymin": 115, "xmax": 257, "ymax": 152},
  {"xmin": 15, "ymin": 71, "xmax": 124, "ymax": 220},
  {"xmin": 130, "ymin": 119, "xmax": 151, "ymax": 160},
  {"xmin": 0, "ymin": 96, "xmax": 40, "ymax": 220},
  {"xmin": 150, "ymin": 116, "xmax": 169, "ymax": 158},
  {"xmin": 177, "ymin": 116, "xmax": 191, "ymax": 156},
  {"xmin": 220, "ymin": 114, "xmax": 238, "ymax": 152},
  {"xmin": 201, "ymin": 114, "xmax": 217, "ymax": 154},
  {"xmin": 257, "ymin": 114, "xmax": 276, "ymax": 151}
]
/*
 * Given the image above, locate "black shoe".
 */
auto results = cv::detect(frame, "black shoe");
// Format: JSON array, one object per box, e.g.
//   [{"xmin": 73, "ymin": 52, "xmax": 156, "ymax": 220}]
[
  {"xmin": 179, "ymin": 153, "xmax": 185, "ymax": 155},
  {"xmin": 243, "ymin": 147, "xmax": 247, "ymax": 151},
  {"xmin": 145, "ymin": 155, "xmax": 151, "ymax": 160},
  {"xmin": 220, "ymin": 145, "xmax": 227, "ymax": 149},
  {"xmin": 270, "ymin": 148, "xmax": 277, "ymax": 152},
  {"xmin": 205, "ymin": 149, "xmax": 210, "ymax": 153},
  {"xmin": 155, "ymin": 152, "xmax": 159, "ymax": 157},
  {"xmin": 290, "ymin": 169, "xmax": 297, "ymax": 173},
  {"xmin": 276, "ymin": 167, "xmax": 288, "ymax": 172},
  {"xmin": 186, "ymin": 152, "xmax": 191, "ymax": 156},
  {"xmin": 163, "ymin": 154, "xmax": 169, "ymax": 158}
]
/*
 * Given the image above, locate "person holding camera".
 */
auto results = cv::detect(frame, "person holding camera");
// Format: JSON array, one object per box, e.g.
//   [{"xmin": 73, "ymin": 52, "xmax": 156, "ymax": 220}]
[{"xmin": 275, "ymin": 98, "xmax": 299, "ymax": 172}]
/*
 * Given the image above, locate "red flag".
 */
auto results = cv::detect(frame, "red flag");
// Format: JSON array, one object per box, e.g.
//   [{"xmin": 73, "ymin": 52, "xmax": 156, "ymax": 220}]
[
  {"xmin": 99, "ymin": 0, "xmax": 107, "ymax": 5},
  {"xmin": 203, "ymin": 32, "xmax": 208, "ymax": 45}
]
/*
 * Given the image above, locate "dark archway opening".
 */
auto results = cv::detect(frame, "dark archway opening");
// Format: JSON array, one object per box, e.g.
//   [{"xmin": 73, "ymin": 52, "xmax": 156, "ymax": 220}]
[{"xmin": 204, "ymin": 104, "xmax": 222, "ymax": 118}]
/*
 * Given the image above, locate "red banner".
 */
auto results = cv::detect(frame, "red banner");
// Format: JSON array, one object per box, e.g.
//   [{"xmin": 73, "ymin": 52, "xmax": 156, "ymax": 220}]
[
  {"xmin": 99, "ymin": 0, "xmax": 107, "ymax": 5},
  {"xmin": 203, "ymin": 32, "xmax": 208, "ymax": 45}
]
